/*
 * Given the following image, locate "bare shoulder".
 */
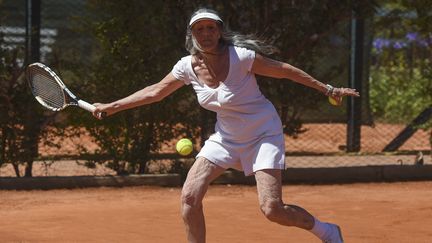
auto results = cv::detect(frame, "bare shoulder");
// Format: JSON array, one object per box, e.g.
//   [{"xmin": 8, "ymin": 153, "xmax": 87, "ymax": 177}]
[{"xmin": 161, "ymin": 72, "xmax": 185, "ymax": 86}]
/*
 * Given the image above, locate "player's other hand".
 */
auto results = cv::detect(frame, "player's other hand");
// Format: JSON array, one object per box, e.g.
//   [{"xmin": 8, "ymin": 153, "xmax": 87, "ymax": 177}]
[
  {"xmin": 333, "ymin": 87, "xmax": 360, "ymax": 97},
  {"xmin": 328, "ymin": 87, "xmax": 360, "ymax": 106}
]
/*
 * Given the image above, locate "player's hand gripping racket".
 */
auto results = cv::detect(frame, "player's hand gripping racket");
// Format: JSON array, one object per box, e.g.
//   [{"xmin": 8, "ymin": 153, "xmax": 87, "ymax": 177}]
[{"xmin": 26, "ymin": 62, "xmax": 105, "ymax": 118}]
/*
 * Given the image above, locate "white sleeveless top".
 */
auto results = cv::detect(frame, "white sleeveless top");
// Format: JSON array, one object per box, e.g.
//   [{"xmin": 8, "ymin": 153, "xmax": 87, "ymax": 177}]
[{"xmin": 172, "ymin": 46, "xmax": 282, "ymax": 143}]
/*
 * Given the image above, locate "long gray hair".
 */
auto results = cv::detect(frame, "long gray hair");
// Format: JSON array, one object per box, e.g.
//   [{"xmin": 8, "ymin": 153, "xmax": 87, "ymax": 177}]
[{"xmin": 185, "ymin": 8, "xmax": 278, "ymax": 56}]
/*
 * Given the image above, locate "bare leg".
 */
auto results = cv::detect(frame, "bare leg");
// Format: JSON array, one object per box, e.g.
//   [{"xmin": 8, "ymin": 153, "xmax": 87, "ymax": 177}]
[
  {"xmin": 181, "ymin": 157, "xmax": 226, "ymax": 243},
  {"xmin": 255, "ymin": 169, "xmax": 315, "ymax": 229},
  {"xmin": 255, "ymin": 169, "xmax": 344, "ymax": 242}
]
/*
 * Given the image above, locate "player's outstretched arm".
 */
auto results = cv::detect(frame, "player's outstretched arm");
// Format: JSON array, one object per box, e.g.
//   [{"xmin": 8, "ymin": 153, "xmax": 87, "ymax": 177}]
[
  {"xmin": 92, "ymin": 73, "xmax": 184, "ymax": 118},
  {"xmin": 251, "ymin": 54, "xmax": 360, "ymax": 99}
]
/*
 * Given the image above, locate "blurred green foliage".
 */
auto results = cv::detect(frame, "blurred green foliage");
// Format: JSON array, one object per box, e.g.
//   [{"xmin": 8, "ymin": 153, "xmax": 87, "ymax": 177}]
[
  {"xmin": 0, "ymin": 40, "xmax": 44, "ymax": 177},
  {"xmin": 370, "ymin": 65, "xmax": 431, "ymax": 123},
  {"xmin": 0, "ymin": 1, "xmax": 69, "ymax": 177},
  {"xmin": 370, "ymin": 0, "xmax": 432, "ymax": 149},
  {"xmin": 370, "ymin": 0, "xmax": 432, "ymax": 128}
]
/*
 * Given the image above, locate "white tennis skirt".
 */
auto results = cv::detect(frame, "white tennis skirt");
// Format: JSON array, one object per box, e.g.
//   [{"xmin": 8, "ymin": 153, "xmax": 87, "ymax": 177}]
[{"xmin": 196, "ymin": 132, "xmax": 285, "ymax": 176}]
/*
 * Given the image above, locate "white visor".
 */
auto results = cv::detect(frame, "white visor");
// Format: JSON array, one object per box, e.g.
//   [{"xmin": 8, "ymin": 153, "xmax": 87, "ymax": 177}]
[{"xmin": 189, "ymin": 12, "xmax": 223, "ymax": 27}]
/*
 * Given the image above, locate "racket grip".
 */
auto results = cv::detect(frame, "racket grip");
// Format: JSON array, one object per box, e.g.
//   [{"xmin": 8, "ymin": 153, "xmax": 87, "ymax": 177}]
[
  {"xmin": 78, "ymin": 100, "xmax": 107, "ymax": 119},
  {"xmin": 77, "ymin": 100, "xmax": 96, "ymax": 112}
]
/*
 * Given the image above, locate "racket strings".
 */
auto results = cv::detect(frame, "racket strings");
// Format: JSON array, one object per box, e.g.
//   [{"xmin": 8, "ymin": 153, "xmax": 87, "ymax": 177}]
[{"xmin": 29, "ymin": 68, "xmax": 66, "ymax": 111}]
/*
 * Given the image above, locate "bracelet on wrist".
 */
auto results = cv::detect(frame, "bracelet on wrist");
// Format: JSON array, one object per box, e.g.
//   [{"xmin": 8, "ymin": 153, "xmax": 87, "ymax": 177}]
[{"xmin": 325, "ymin": 84, "xmax": 334, "ymax": 96}]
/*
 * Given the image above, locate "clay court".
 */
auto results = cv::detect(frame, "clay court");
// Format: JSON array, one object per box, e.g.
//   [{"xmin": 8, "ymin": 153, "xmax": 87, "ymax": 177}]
[{"xmin": 1, "ymin": 181, "xmax": 432, "ymax": 242}]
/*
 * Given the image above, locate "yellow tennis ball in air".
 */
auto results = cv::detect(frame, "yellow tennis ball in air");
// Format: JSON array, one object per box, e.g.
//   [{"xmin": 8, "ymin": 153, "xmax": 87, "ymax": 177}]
[
  {"xmin": 328, "ymin": 96, "xmax": 342, "ymax": 106},
  {"xmin": 176, "ymin": 138, "xmax": 193, "ymax": 156}
]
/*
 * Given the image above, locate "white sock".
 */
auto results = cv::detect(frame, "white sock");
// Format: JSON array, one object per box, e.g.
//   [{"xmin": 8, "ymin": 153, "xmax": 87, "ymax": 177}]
[{"xmin": 310, "ymin": 217, "xmax": 332, "ymax": 240}]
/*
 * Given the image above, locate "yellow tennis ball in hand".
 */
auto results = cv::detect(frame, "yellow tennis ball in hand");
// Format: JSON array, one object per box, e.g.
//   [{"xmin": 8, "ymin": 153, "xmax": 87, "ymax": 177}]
[
  {"xmin": 328, "ymin": 96, "xmax": 342, "ymax": 106},
  {"xmin": 176, "ymin": 138, "xmax": 193, "ymax": 156}
]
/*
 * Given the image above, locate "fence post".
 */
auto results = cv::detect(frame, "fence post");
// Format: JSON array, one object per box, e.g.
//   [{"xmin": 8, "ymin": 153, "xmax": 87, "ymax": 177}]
[
  {"xmin": 24, "ymin": 0, "xmax": 41, "ymax": 177},
  {"xmin": 347, "ymin": 8, "xmax": 363, "ymax": 152},
  {"xmin": 25, "ymin": 0, "xmax": 40, "ymax": 64}
]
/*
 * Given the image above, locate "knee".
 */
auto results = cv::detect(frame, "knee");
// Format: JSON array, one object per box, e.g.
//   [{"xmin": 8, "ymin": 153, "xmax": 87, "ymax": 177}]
[
  {"xmin": 259, "ymin": 199, "xmax": 284, "ymax": 223},
  {"xmin": 181, "ymin": 188, "xmax": 203, "ymax": 220}
]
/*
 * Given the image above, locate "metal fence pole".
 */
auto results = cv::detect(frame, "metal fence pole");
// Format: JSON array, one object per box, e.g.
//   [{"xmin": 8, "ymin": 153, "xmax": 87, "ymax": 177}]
[
  {"xmin": 347, "ymin": 8, "xmax": 363, "ymax": 152},
  {"xmin": 24, "ymin": 0, "xmax": 41, "ymax": 177},
  {"xmin": 25, "ymin": 0, "xmax": 40, "ymax": 64}
]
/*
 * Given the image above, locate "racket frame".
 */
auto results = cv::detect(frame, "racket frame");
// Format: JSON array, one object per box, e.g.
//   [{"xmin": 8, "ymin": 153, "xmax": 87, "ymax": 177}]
[{"xmin": 27, "ymin": 62, "xmax": 96, "ymax": 113}]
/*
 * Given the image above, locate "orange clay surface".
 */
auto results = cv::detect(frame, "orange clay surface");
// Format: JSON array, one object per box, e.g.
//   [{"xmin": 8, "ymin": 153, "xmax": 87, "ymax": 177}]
[{"xmin": 1, "ymin": 181, "xmax": 432, "ymax": 242}]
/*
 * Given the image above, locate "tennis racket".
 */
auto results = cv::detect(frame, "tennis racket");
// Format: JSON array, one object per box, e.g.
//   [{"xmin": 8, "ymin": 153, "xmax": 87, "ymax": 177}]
[{"xmin": 26, "ymin": 62, "xmax": 105, "ymax": 118}]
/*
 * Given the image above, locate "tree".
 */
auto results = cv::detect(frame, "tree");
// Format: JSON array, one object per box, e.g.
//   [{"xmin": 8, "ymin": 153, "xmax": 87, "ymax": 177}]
[
  {"xmin": 0, "ymin": 1, "xmax": 61, "ymax": 177},
  {"xmin": 370, "ymin": 0, "xmax": 432, "ymax": 149},
  {"xmin": 0, "ymin": 43, "xmax": 44, "ymax": 177}
]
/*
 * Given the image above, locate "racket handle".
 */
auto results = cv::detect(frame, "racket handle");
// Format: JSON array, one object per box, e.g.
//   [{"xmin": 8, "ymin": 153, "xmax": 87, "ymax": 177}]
[
  {"xmin": 78, "ymin": 100, "xmax": 107, "ymax": 119},
  {"xmin": 78, "ymin": 100, "xmax": 96, "ymax": 112},
  {"xmin": 99, "ymin": 112, "xmax": 107, "ymax": 119}
]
